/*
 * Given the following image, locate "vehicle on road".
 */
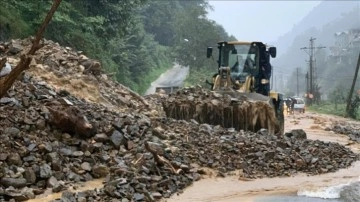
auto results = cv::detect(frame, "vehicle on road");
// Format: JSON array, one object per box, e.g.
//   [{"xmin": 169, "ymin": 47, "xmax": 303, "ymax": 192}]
[
  {"xmin": 155, "ymin": 86, "xmax": 180, "ymax": 94},
  {"xmin": 292, "ymin": 97, "xmax": 306, "ymax": 113}
]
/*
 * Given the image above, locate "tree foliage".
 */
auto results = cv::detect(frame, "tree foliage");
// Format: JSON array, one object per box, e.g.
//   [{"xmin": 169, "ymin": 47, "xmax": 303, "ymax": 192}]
[{"xmin": 0, "ymin": 0, "xmax": 234, "ymax": 93}]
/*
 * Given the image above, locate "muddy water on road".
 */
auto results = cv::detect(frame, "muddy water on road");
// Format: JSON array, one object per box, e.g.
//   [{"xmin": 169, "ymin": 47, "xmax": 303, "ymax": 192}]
[
  {"xmin": 27, "ymin": 179, "xmax": 104, "ymax": 202},
  {"xmin": 166, "ymin": 162, "xmax": 360, "ymax": 202},
  {"xmin": 165, "ymin": 111, "xmax": 360, "ymax": 202}
]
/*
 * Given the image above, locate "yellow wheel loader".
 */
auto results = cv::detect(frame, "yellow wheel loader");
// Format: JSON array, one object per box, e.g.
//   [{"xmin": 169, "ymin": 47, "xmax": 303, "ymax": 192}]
[{"xmin": 162, "ymin": 41, "xmax": 284, "ymax": 135}]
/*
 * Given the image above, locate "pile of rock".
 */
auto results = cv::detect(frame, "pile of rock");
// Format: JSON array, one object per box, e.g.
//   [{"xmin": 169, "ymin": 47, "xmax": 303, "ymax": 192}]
[
  {"xmin": 0, "ymin": 74, "xmax": 153, "ymax": 200},
  {"xmin": 56, "ymin": 118, "xmax": 359, "ymax": 202},
  {"xmin": 0, "ymin": 38, "xmax": 150, "ymax": 112},
  {"xmin": 0, "ymin": 38, "xmax": 358, "ymax": 201},
  {"xmin": 328, "ymin": 124, "xmax": 360, "ymax": 143}
]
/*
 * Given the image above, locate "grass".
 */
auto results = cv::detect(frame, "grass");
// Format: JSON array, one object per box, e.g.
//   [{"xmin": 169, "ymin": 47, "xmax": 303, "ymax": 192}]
[
  {"xmin": 307, "ymin": 102, "xmax": 360, "ymax": 120},
  {"xmin": 307, "ymin": 103, "xmax": 347, "ymax": 117},
  {"xmin": 183, "ymin": 68, "xmax": 214, "ymax": 88}
]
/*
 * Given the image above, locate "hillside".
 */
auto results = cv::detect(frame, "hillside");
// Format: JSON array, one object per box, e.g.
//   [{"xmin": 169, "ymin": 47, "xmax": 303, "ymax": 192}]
[
  {"xmin": 271, "ymin": 1, "xmax": 359, "ymax": 58},
  {"xmin": 270, "ymin": 2, "xmax": 360, "ymax": 96},
  {"xmin": 0, "ymin": 0, "xmax": 237, "ymax": 93}
]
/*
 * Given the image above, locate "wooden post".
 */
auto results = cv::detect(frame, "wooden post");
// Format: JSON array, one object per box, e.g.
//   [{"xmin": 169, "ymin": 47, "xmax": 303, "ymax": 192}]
[
  {"xmin": 0, "ymin": 0, "xmax": 62, "ymax": 98},
  {"xmin": 346, "ymin": 52, "xmax": 360, "ymax": 117}
]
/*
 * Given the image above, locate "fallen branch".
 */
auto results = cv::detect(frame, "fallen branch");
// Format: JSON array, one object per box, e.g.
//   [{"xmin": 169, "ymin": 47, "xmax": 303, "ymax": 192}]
[
  {"xmin": 0, "ymin": 58, "xmax": 6, "ymax": 72},
  {"xmin": 0, "ymin": 0, "xmax": 62, "ymax": 99},
  {"xmin": 131, "ymin": 154, "xmax": 144, "ymax": 167},
  {"xmin": 118, "ymin": 83, "xmax": 149, "ymax": 107},
  {"xmin": 144, "ymin": 141, "xmax": 182, "ymax": 175}
]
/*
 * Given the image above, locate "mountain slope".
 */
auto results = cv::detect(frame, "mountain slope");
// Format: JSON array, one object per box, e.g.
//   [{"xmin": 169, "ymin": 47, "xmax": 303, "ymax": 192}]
[{"xmin": 271, "ymin": 1, "xmax": 359, "ymax": 57}]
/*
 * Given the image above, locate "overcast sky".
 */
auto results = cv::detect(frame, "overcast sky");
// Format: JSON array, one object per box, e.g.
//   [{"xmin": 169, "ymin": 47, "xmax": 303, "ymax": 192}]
[{"xmin": 206, "ymin": 1, "xmax": 322, "ymax": 43}]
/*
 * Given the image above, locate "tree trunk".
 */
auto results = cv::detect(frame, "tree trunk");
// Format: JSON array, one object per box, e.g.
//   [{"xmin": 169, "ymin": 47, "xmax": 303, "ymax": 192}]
[{"xmin": 0, "ymin": 0, "xmax": 62, "ymax": 98}]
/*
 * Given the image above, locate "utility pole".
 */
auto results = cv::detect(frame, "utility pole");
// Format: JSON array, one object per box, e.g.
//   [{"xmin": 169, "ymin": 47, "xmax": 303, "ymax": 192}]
[
  {"xmin": 300, "ymin": 37, "xmax": 326, "ymax": 105},
  {"xmin": 346, "ymin": 52, "xmax": 360, "ymax": 117},
  {"xmin": 305, "ymin": 72, "xmax": 309, "ymax": 98},
  {"xmin": 296, "ymin": 68, "xmax": 299, "ymax": 96}
]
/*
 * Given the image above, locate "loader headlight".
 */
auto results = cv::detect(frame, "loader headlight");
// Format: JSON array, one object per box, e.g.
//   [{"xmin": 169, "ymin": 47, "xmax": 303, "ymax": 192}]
[{"xmin": 261, "ymin": 79, "xmax": 269, "ymax": 84}]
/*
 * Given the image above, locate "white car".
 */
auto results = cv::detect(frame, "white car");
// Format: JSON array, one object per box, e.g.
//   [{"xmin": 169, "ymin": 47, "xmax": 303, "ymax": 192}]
[{"xmin": 292, "ymin": 97, "xmax": 306, "ymax": 113}]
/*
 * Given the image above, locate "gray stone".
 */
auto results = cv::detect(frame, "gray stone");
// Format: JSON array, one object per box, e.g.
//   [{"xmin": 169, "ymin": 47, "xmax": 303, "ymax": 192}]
[
  {"xmin": 61, "ymin": 190, "xmax": 76, "ymax": 202},
  {"xmin": 146, "ymin": 141, "xmax": 165, "ymax": 156},
  {"xmin": 92, "ymin": 164, "xmax": 109, "ymax": 178},
  {"xmin": 4, "ymin": 127, "xmax": 20, "ymax": 135},
  {"xmin": 47, "ymin": 176, "xmax": 59, "ymax": 188},
  {"xmin": 39, "ymin": 163, "xmax": 52, "ymax": 179},
  {"xmin": 4, "ymin": 187, "xmax": 35, "ymax": 201},
  {"xmin": 7, "ymin": 153, "xmax": 22, "ymax": 166},
  {"xmin": 59, "ymin": 148, "xmax": 72, "ymax": 156},
  {"xmin": 285, "ymin": 129, "xmax": 307, "ymax": 140},
  {"xmin": 24, "ymin": 167, "xmax": 37, "ymax": 184},
  {"xmin": 110, "ymin": 130, "xmax": 125, "ymax": 148},
  {"xmin": 46, "ymin": 152, "xmax": 59, "ymax": 162},
  {"xmin": 8, "ymin": 42, "xmax": 23, "ymax": 54},
  {"xmin": 0, "ymin": 177, "xmax": 27, "ymax": 188},
  {"xmin": 27, "ymin": 143, "xmax": 37, "ymax": 151},
  {"xmin": 94, "ymin": 133, "xmax": 109, "ymax": 142},
  {"xmin": 23, "ymin": 155, "xmax": 35, "ymax": 162},
  {"xmin": 0, "ymin": 153, "xmax": 8, "ymax": 161},
  {"xmin": 72, "ymin": 151, "xmax": 84, "ymax": 157},
  {"xmin": 81, "ymin": 162, "xmax": 92, "ymax": 171},
  {"xmin": 152, "ymin": 192, "xmax": 162, "ymax": 199},
  {"xmin": 133, "ymin": 193, "xmax": 144, "ymax": 201}
]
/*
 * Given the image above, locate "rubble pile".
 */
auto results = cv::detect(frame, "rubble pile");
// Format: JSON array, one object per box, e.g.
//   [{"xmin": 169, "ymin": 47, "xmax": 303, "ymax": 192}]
[
  {"xmin": 328, "ymin": 124, "xmax": 360, "ymax": 143},
  {"xmin": 59, "ymin": 119, "xmax": 359, "ymax": 202},
  {"xmin": 0, "ymin": 38, "xmax": 150, "ymax": 112},
  {"xmin": 0, "ymin": 38, "xmax": 358, "ymax": 201}
]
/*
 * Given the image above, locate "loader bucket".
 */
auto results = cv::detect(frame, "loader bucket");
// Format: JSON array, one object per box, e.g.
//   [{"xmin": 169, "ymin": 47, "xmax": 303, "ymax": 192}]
[{"xmin": 161, "ymin": 87, "xmax": 283, "ymax": 135}]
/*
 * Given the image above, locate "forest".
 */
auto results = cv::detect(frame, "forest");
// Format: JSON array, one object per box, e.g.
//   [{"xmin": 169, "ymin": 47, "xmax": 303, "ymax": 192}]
[{"xmin": 0, "ymin": 0, "xmax": 234, "ymax": 94}]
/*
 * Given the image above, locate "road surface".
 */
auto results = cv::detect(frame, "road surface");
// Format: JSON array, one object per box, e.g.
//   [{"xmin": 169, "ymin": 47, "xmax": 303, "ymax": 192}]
[{"xmin": 144, "ymin": 63, "xmax": 189, "ymax": 95}]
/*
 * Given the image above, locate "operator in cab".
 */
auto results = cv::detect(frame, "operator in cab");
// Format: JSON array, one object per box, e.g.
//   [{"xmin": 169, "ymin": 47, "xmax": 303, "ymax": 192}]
[
  {"xmin": 259, "ymin": 52, "xmax": 272, "ymax": 96},
  {"xmin": 231, "ymin": 55, "xmax": 243, "ymax": 73}
]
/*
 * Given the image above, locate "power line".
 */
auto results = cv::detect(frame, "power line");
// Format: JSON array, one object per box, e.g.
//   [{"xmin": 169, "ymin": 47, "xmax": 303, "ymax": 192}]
[{"xmin": 300, "ymin": 37, "xmax": 326, "ymax": 105}]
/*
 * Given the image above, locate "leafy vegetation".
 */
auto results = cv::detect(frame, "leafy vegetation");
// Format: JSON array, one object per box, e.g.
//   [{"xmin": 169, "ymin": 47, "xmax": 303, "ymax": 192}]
[
  {"xmin": 0, "ymin": 0, "xmax": 235, "ymax": 94},
  {"xmin": 307, "ymin": 103, "xmax": 347, "ymax": 117}
]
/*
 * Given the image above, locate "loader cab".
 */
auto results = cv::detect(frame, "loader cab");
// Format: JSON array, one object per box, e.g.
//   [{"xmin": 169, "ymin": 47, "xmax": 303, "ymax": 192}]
[
  {"xmin": 217, "ymin": 42, "xmax": 259, "ymax": 76},
  {"xmin": 211, "ymin": 41, "xmax": 276, "ymax": 96}
]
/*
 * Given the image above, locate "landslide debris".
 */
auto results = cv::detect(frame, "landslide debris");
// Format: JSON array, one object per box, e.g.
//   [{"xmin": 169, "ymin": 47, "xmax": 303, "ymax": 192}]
[
  {"xmin": 0, "ymin": 39, "xmax": 358, "ymax": 201},
  {"xmin": 327, "ymin": 123, "xmax": 360, "ymax": 143},
  {"xmin": 161, "ymin": 87, "xmax": 281, "ymax": 135},
  {"xmin": 1, "ymin": 38, "xmax": 150, "ymax": 112}
]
